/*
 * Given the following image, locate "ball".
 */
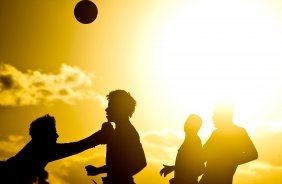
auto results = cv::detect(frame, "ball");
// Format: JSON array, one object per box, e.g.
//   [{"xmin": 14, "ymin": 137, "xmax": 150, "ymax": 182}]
[{"xmin": 74, "ymin": 0, "xmax": 98, "ymax": 24}]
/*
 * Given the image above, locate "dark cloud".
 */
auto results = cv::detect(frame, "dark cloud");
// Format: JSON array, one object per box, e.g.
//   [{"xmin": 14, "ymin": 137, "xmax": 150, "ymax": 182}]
[{"xmin": 0, "ymin": 75, "xmax": 14, "ymax": 90}]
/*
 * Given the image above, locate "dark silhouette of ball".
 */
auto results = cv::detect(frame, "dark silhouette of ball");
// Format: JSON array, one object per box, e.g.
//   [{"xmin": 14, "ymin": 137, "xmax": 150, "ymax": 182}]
[{"xmin": 74, "ymin": 0, "xmax": 98, "ymax": 24}]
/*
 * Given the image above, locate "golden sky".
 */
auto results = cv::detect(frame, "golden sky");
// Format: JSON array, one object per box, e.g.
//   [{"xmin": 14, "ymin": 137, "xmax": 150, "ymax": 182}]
[{"xmin": 1, "ymin": 0, "xmax": 282, "ymax": 183}]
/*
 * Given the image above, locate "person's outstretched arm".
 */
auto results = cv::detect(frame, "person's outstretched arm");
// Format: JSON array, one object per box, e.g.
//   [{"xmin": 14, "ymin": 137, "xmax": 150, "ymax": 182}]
[{"xmin": 49, "ymin": 122, "xmax": 114, "ymax": 161}]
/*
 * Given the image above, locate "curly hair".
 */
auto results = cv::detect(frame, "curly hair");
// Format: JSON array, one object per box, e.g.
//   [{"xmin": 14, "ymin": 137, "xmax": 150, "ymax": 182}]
[
  {"xmin": 29, "ymin": 114, "xmax": 56, "ymax": 139},
  {"xmin": 107, "ymin": 90, "xmax": 136, "ymax": 117}
]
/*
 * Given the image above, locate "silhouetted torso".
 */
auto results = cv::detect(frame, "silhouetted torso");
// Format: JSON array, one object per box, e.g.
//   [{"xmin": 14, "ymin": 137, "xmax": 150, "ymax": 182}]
[
  {"xmin": 173, "ymin": 133, "xmax": 204, "ymax": 184},
  {"xmin": 1, "ymin": 134, "xmax": 99, "ymax": 184},
  {"xmin": 200, "ymin": 125, "xmax": 256, "ymax": 184},
  {"xmin": 105, "ymin": 121, "xmax": 146, "ymax": 184}
]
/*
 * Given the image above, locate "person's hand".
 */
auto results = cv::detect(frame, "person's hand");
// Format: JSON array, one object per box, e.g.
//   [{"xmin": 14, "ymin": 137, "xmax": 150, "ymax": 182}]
[
  {"xmin": 85, "ymin": 165, "xmax": 100, "ymax": 176},
  {"xmin": 99, "ymin": 122, "xmax": 114, "ymax": 143},
  {"xmin": 91, "ymin": 122, "xmax": 114, "ymax": 145},
  {"xmin": 101, "ymin": 122, "xmax": 114, "ymax": 134},
  {"xmin": 160, "ymin": 164, "xmax": 174, "ymax": 177}
]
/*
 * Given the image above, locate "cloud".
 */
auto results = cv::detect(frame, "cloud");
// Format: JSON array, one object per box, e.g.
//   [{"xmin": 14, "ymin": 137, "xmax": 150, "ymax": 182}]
[
  {"xmin": 0, "ymin": 64, "xmax": 105, "ymax": 106},
  {"xmin": 140, "ymin": 130, "xmax": 183, "ymax": 164},
  {"xmin": 235, "ymin": 161, "xmax": 282, "ymax": 184},
  {"xmin": 252, "ymin": 126, "xmax": 282, "ymax": 166},
  {"xmin": 0, "ymin": 135, "xmax": 25, "ymax": 159}
]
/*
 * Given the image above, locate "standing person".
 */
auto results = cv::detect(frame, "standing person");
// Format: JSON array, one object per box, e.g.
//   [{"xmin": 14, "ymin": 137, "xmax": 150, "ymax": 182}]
[
  {"xmin": 200, "ymin": 104, "xmax": 258, "ymax": 184},
  {"xmin": 160, "ymin": 114, "xmax": 204, "ymax": 184},
  {"xmin": 85, "ymin": 90, "xmax": 147, "ymax": 184},
  {"xmin": 0, "ymin": 114, "xmax": 110, "ymax": 184}
]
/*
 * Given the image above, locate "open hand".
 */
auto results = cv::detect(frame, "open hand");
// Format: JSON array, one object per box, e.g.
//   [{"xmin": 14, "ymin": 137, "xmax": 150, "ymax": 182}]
[
  {"xmin": 101, "ymin": 122, "xmax": 114, "ymax": 134},
  {"xmin": 160, "ymin": 164, "xmax": 174, "ymax": 177},
  {"xmin": 85, "ymin": 165, "xmax": 100, "ymax": 176}
]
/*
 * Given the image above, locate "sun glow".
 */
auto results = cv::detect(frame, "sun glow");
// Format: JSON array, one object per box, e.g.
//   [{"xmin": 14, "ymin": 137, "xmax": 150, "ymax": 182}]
[{"xmin": 149, "ymin": 0, "xmax": 282, "ymax": 124}]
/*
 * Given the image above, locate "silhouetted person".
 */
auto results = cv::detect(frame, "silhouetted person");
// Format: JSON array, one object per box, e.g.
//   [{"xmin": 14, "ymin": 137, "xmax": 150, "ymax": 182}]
[
  {"xmin": 199, "ymin": 104, "xmax": 258, "ymax": 184},
  {"xmin": 85, "ymin": 90, "xmax": 147, "ymax": 184},
  {"xmin": 0, "ymin": 114, "xmax": 110, "ymax": 184},
  {"xmin": 160, "ymin": 114, "xmax": 204, "ymax": 184}
]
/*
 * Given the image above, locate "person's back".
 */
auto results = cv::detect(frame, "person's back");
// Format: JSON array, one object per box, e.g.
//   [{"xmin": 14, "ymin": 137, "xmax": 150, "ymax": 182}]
[
  {"xmin": 200, "ymin": 104, "xmax": 258, "ymax": 184},
  {"xmin": 106, "ymin": 121, "xmax": 145, "ymax": 183},
  {"xmin": 161, "ymin": 114, "xmax": 204, "ymax": 184},
  {"xmin": 174, "ymin": 134, "xmax": 203, "ymax": 184},
  {"xmin": 201, "ymin": 125, "xmax": 256, "ymax": 184}
]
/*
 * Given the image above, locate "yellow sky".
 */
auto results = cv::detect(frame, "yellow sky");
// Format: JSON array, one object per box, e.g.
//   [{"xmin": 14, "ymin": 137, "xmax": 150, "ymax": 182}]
[{"xmin": 1, "ymin": 0, "xmax": 282, "ymax": 183}]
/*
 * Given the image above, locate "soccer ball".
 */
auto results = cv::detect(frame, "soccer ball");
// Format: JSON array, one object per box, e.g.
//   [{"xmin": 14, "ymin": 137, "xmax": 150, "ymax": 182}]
[{"xmin": 74, "ymin": 0, "xmax": 98, "ymax": 24}]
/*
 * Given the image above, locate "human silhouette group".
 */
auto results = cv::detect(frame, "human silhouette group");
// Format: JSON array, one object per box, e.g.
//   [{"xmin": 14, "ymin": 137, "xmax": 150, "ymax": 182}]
[
  {"xmin": 0, "ymin": 90, "xmax": 258, "ymax": 184},
  {"xmin": 160, "ymin": 104, "xmax": 258, "ymax": 184}
]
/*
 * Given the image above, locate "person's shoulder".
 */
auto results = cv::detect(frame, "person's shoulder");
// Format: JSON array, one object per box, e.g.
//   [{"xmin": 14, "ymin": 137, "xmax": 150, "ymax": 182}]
[
  {"xmin": 125, "ymin": 123, "xmax": 140, "ymax": 140},
  {"xmin": 233, "ymin": 125, "xmax": 247, "ymax": 132},
  {"xmin": 101, "ymin": 122, "xmax": 115, "ymax": 132},
  {"xmin": 231, "ymin": 125, "xmax": 250, "ymax": 137},
  {"xmin": 191, "ymin": 134, "xmax": 202, "ymax": 145}
]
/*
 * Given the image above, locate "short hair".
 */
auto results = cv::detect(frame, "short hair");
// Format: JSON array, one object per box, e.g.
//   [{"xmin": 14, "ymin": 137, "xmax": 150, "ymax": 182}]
[
  {"xmin": 107, "ymin": 90, "xmax": 136, "ymax": 117},
  {"xmin": 29, "ymin": 114, "xmax": 56, "ymax": 139}
]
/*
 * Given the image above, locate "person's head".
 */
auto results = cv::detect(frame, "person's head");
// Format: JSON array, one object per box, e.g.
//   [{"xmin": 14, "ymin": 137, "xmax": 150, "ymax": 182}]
[
  {"xmin": 212, "ymin": 103, "xmax": 235, "ymax": 128},
  {"xmin": 105, "ymin": 90, "xmax": 136, "ymax": 122},
  {"xmin": 184, "ymin": 114, "xmax": 202, "ymax": 134},
  {"xmin": 29, "ymin": 114, "xmax": 58, "ymax": 144}
]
